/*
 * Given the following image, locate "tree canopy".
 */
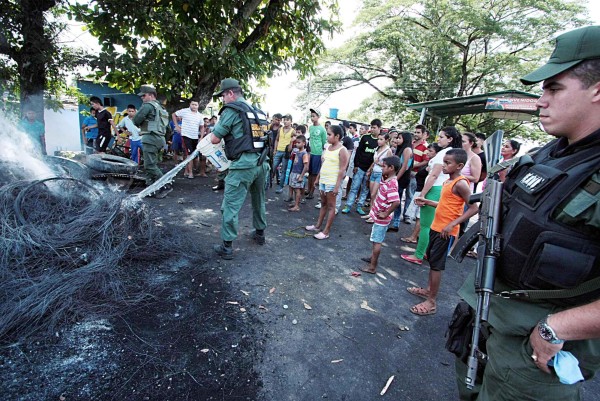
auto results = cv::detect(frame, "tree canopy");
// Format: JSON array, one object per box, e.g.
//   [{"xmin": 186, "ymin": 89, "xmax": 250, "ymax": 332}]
[
  {"xmin": 70, "ymin": 0, "xmax": 340, "ymax": 109},
  {"xmin": 300, "ymin": 0, "xmax": 589, "ymax": 140},
  {"xmin": 0, "ymin": 0, "xmax": 86, "ymax": 117}
]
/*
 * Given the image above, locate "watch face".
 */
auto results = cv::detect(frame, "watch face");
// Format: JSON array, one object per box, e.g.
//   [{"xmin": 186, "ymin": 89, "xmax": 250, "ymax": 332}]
[{"xmin": 539, "ymin": 325, "xmax": 553, "ymax": 341}]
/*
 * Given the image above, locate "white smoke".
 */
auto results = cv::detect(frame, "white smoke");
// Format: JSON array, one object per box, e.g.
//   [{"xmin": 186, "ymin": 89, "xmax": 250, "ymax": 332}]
[{"xmin": 0, "ymin": 112, "xmax": 56, "ymax": 181}]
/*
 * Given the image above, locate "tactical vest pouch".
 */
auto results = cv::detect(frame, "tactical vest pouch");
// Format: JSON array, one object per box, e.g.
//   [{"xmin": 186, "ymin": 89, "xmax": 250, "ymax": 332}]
[
  {"xmin": 514, "ymin": 164, "xmax": 566, "ymax": 210},
  {"xmin": 520, "ymin": 231, "xmax": 600, "ymax": 303},
  {"xmin": 446, "ymin": 301, "xmax": 489, "ymax": 381}
]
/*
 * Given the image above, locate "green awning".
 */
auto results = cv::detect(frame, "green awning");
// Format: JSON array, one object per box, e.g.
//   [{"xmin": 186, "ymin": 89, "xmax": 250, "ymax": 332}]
[{"xmin": 406, "ymin": 90, "xmax": 539, "ymax": 121}]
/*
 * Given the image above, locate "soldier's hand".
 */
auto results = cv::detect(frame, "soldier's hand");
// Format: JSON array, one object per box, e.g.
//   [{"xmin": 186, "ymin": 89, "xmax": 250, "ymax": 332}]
[{"xmin": 529, "ymin": 326, "xmax": 564, "ymax": 374}]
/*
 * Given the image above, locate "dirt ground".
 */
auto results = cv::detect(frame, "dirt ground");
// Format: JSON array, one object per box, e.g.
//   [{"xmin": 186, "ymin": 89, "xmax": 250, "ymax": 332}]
[{"xmin": 2, "ymin": 159, "xmax": 600, "ymax": 400}]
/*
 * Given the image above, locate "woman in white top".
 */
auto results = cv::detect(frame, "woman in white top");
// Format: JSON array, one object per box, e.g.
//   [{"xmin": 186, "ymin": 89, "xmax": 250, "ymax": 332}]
[{"xmin": 401, "ymin": 126, "xmax": 463, "ymax": 265}]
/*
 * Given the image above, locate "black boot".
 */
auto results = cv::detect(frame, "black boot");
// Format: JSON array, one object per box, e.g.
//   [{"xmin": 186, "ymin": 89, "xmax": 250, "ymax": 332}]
[
  {"xmin": 212, "ymin": 180, "xmax": 225, "ymax": 191},
  {"xmin": 213, "ymin": 241, "xmax": 233, "ymax": 259},
  {"xmin": 252, "ymin": 230, "xmax": 265, "ymax": 245}
]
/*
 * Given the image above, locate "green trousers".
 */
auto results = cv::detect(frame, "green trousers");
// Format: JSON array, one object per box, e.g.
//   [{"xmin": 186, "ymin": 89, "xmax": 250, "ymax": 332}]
[
  {"xmin": 221, "ymin": 163, "xmax": 270, "ymax": 242},
  {"xmin": 456, "ymin": 330, "xmax": 583, "ymax": 401},
  {"xmin": 415, "ymin": 185, "xmax": 442, "ymax": 259},
  {"xmin": 142, "ymin": 142, "xmax": 164, "ymax": 185}
]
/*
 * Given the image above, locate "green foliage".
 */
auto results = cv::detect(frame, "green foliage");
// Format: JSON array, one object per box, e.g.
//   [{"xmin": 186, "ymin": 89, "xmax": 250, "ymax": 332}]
[
  {"xmin": 302, "ymin": 0, "xmax": 589, "ymax": 140},
  {"xmin": 0, "ymin": 0, "xmax": 88, "ymax": 116},
  {"xmin": 69, "ymin": 0, "xmax": 340, "ymax": 109}
]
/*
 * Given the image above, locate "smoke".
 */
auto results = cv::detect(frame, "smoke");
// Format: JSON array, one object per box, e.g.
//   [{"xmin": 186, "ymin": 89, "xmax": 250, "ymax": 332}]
[{"xmin": 0, "ymin": 112, "xmax": 55, "ymax": 182}]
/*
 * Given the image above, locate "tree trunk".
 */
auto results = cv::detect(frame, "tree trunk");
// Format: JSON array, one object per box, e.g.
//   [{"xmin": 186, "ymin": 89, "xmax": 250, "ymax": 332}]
[{"xmin": 17, "ymin": 0, "xmax": 55, "ymax": 119}]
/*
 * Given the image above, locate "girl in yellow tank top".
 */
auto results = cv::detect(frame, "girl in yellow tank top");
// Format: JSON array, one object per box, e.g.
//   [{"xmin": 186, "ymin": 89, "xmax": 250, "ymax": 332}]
[{"xmin": 305, "ymin": 125, "xmax": 349, "ymax": 240}]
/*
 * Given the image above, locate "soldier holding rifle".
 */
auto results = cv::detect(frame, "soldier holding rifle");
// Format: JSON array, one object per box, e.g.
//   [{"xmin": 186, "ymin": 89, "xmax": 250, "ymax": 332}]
[{"xmin": 454, "ymin": 26, "xmax": 600, "ymax": 400}]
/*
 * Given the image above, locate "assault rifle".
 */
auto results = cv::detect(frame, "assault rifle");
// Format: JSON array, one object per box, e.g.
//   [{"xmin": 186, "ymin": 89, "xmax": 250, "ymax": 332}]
[{"xmin": 450, "ymin": 130, "xmax": 504, "ymax": 389}]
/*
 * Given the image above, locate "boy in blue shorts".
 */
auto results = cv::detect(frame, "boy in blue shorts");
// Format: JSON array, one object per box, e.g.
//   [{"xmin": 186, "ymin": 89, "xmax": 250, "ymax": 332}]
[{"xmin": 359, "ymin": 156, "xmax": 401, "ymax": 274}]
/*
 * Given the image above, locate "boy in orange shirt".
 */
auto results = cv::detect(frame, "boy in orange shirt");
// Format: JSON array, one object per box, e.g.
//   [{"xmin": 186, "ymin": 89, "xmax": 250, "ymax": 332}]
[{"xmin": 406, "ymin": 149, "xmax": 479, "ymax": 316}]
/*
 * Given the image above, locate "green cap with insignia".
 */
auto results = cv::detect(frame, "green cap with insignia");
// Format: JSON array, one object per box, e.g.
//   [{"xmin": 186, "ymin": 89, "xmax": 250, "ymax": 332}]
[
  {"xmin": 137, "ymin": 85, "xmax": 157, "ymax": 96},
  {"xmin": 213, "ymin": 78, "xmax": 242, "ymax": 97},
  {"xmin": 521, "ymin": 26, "xmax": 600, "ymax": 85}
]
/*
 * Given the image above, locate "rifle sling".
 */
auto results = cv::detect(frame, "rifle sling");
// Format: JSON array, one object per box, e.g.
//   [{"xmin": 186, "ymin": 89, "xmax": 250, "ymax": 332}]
[{"xmin": 498, "ymin": 276, "xmax": 600, "ymax": 300}]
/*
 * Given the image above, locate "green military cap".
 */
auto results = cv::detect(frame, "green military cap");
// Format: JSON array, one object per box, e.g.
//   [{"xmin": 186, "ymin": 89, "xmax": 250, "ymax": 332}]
[
  {"xmin": 521, "ymin": 26, "xmax": 600, "ymax": 85},
  {"xmin": 213, "ymin": 78, "xmax": 242, "ymax": 97},
  {"xmin": 137, "ymin": 85, "xmax": 157, "ymax": 96}
]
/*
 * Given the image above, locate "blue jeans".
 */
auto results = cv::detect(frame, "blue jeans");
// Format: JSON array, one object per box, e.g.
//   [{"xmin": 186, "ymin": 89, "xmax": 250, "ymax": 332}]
[
  {"xmin": 402, "ymin": 175, "xmax": 417, "ymax": 218},
  {"xmin": 345, "ymin": 167, "xmax": 369, "ymax": 209},
  {"xmin": 130, "ymin": 139, "xmax": 142, "ymax": 164},
  {"xmin": 392, "ymin": 181, "xmax": 412, "ymax": 228},
  {"xmin": 272, "ymin": 151, "xmax": 287, "ymax": 189}
]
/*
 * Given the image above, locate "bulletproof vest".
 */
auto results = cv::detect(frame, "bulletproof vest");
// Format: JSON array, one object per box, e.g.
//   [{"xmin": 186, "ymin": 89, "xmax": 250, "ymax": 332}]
[
  {"xmin": 219, "ymin": 101, "xmax": 269, "ymax": 160},
  {"xmin": 145, "ymin": 100, "xmax": 168, "ymax": 135},
  {"xmin": 497, "ymin": 137, "xmax": 600, "ymax": 306}
]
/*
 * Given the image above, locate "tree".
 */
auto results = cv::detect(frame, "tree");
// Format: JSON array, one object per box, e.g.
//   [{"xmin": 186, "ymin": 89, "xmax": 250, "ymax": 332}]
[
  {"xmin": 69, "ymin": 0, "xmax": 340, "ymax": 109},
  {"xmin": 0, "ymin": 0, "xmax": 86, "ymax": 117},
  {"xmin": 300, "ymin": 0, "xmax": 588, "ymax": 139}
]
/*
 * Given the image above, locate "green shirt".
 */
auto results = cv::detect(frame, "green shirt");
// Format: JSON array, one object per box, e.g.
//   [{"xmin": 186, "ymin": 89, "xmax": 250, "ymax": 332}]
[
  {"xmin": 133, "ymin": 101, "xmax": 166, "ymax": 146},
  {"xmin": 309, "ymin": 125, "xmax": 327, "ymax": 156},
  {"xmin": 212, "ymin": 97, "xmax": 260, "ymax": 170}
]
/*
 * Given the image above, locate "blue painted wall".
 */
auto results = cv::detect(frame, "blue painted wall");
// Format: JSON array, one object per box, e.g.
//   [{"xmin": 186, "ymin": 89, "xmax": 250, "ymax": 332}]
[{"xmin": 77, "ymin": 80, "xmax": 142, "ymax": 124}]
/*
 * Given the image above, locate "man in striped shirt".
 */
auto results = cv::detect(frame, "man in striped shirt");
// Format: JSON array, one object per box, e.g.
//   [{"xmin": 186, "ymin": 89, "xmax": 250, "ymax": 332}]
[{"xmin": 359, "ymin": 155, "xmax": 401, "ymax": 274}]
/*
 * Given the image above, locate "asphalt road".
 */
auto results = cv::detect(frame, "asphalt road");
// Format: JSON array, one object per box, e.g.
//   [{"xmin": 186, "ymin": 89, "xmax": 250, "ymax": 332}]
[{"xmin": 153, "ymin": 170, "xmax": 600, "ymax": 401}]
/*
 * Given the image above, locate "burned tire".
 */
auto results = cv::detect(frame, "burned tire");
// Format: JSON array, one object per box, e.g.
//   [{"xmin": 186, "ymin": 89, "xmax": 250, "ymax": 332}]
[{"xmin": 86, "ymin": 154, "xmax": 138, "ymax": 175}]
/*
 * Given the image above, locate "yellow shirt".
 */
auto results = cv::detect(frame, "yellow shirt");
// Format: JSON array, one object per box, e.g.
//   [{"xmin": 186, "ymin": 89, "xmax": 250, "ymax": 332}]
[{"xmin": 276, "ymin": 127, "xmax": 295, "ymax": 152}]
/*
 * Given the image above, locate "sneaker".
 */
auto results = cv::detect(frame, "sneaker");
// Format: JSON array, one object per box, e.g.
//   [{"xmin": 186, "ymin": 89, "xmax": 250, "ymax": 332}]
[
  {"xmin": 341, "ymin": 205, "xmax": 351, "ymax": 214},
  {"xmin": 403, "ymin": 217, "xmax": 412, "ymax": 224},
  {"xmin": 214, "ymin": 244, "xmax": 233, "ymax": 260},
  {"xmin": 356, "ymin": 207, "xmax": 367, "ymax": 216},
  {"xmin": 252, "ymin": 230, "xmax": 266, "ymax": 246},
  {"xmin": 212, "ymin": 181, "xmax": 225, "ymax": 191},
  {"xmin": 387, "ymin": 226, "xmax": 399, "ymax": 232},
  {"xmin": 315, "ymin": 202, "xmax": 321, "ymax": 209},
  {"xmin": 275, "ymin": 188, "xmax": 283, "ymax": 194},
  {"xmin": 335, "ymin": 208, "xmax": 339, "ymax": 215}
]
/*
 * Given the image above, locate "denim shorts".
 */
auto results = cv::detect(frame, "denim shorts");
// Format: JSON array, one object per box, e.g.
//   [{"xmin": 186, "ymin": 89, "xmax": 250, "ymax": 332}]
[
  {"xmin": 370, "ymin": 223, "xmax": 389, "ymax": 243},
  {"xmin": 319, "ymin": 183, "xmax": 336, "ymax": 193},
  {"xmin": 369, "ymin": 171, "xmax": 382, "ymax": 183}
]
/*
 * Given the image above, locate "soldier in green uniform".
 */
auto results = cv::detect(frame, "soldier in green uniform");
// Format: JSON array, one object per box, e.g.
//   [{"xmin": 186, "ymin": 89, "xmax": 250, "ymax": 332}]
[
  {"xmin": 455, "ymin": 26, "xmax": 600, "ymax": 401},
  {"xmin": 209, "ymin": 78, "xmax": 270, "ymax": 259},
  {"xmin": 132, "ymin": 85, "xmax": 172, "ymax": 198}
]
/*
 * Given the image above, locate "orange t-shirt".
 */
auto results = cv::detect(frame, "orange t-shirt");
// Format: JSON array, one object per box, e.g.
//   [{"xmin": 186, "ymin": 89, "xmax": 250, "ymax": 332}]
[{"xmin": 430, "ymin": 175, "xmax": 469, "ymax": 237}]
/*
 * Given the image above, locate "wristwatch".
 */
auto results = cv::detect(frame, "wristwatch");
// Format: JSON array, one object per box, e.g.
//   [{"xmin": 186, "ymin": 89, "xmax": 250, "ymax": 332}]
[{"xmin": 538, "ymin": 314, "xmax": 565, "ymax": 344}]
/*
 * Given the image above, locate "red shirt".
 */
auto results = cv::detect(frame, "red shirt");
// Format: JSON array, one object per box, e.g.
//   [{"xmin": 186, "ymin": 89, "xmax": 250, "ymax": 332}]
[{"xmin": 412, "ymin": 142, "xmax": 428, "ymax": 172}]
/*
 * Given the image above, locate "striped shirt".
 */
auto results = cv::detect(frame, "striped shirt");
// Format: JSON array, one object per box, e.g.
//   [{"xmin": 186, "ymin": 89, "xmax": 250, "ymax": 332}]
[
  {"xmin": 175, "ymin": 108, "xmax": 204, "ymax": 139},
  {"xmin": 369, "ymin": 176, "xmax": 400, "ymax": 225}
]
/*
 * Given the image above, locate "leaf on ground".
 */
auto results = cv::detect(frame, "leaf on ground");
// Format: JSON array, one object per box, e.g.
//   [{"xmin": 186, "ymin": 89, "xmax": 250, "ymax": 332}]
[
  {"xmin": 360, "ymin": 300, "xmax": 376, "ymax": 313},
  {"xmin": 200, "ymin": 348, "xmax": 209, "ymax": 353},
  {"xmin": 259, "ymin": 305, "xmax": 268, "ymax": 311},
  {"xmin": 240, "ymin": 290, "xmax": 250, "ymax": 296},
  {"xmin": 303, "ymin": 302, "xmax": 312, "ymax": 310},
  {"xmin": 226, "ymin": 301, "xmax": 239, "ymax": 305},
  {"xmin": 240, "ymin": 307, "xmax": 246, "ymax": 312},
  {"xmin": 331, "ymin": 359, "xmax": 343, "ymax": 363},
  {"xmin": 269, "ymin": 287, "xmax": 276, "ymax": 294}
]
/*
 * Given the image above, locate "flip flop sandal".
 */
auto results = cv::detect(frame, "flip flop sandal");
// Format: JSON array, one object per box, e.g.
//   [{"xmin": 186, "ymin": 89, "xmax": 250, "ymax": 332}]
[
  {"xmin": 400, "ymin": 237, "xmax": 418, "ymax": 244},
  {"xmin": 401, "ymin": 254, "xmax": 423, "ymax": 265},
  {"xmin": 313, "ymin": 232, "xmax": 329, "ymax": 240},
  {"xmin": 406, "ymin": 287, "xmax": 429, "ymax": 299},
  {"xmin": 359, "ymin": 266, "xmax": 376, "ymax": 274},
  {"xmin": 305, "ymin": 225, "xmax": 319, "ymax": 231},
  {"xmin": 410, "ymin": 303, "xmax": 437, "ymax": 316}
]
